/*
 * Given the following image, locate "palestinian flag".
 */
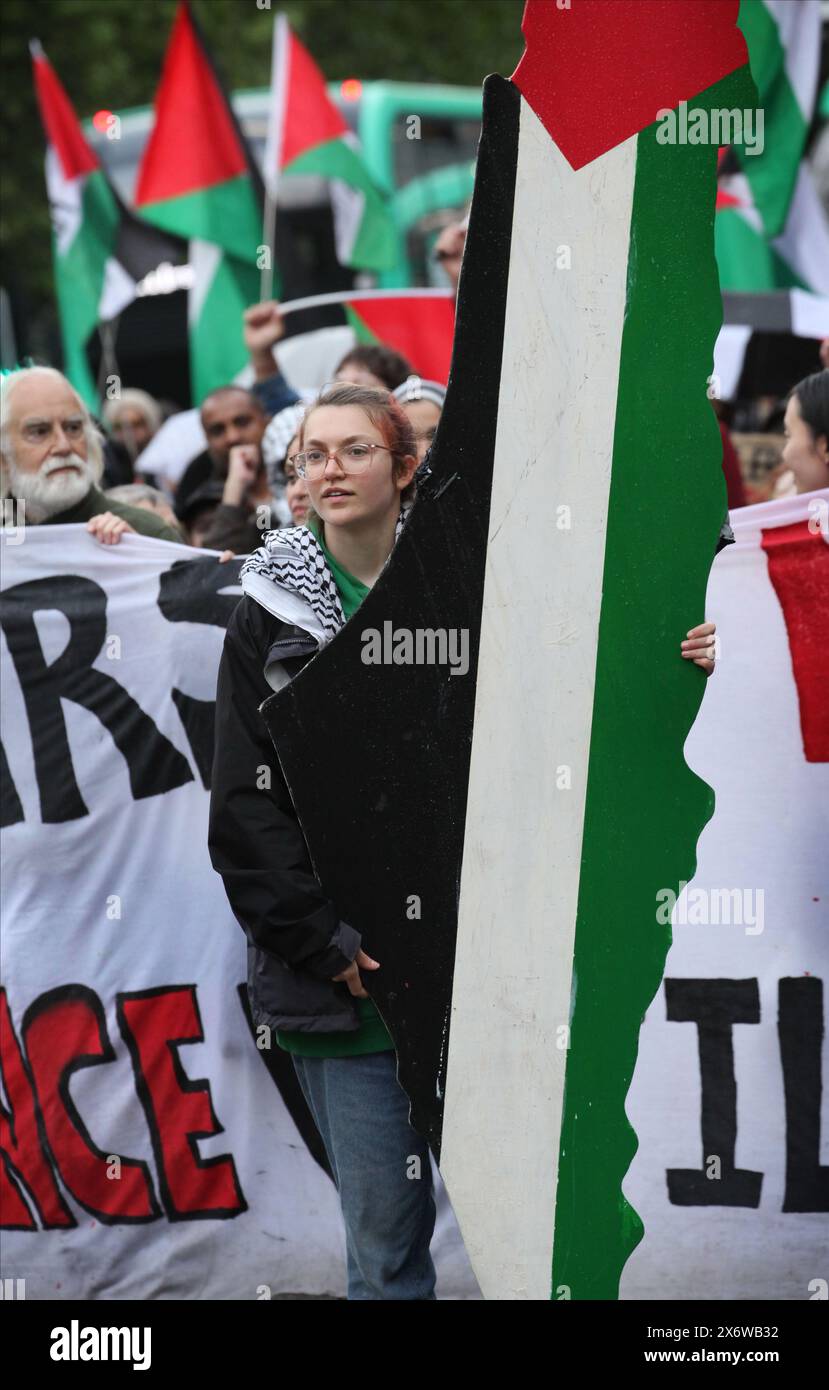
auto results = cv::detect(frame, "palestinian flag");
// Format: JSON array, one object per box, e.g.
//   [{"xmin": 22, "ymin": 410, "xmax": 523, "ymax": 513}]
[
  {"xmin": 716, "ymin": 162, "xmax": 829, "ymax": 294},
  {"xmin": 134, "ymin": 1, "xmax": 262, "ymax": 403},
  {"xmin": 30, "ymin": 41, "xmax": 181, "ymax": 410},
  {"xmin": 715, "ymin": 0, "xmax": 828, "ymax": 294},
  {"xmin": 255, "ymin": 0, "xmax": 752, "ymax": 1301},
  {"xmin": 279, "ymin": 289, "xmax": 455, "ymax": 383},
  {"xmin": 265, "ymin": 14, "xmax": 396, "ymax": 273},
  {"xmin": 732, "ymin": 0, "xmax": 821, "ymax": 237}
]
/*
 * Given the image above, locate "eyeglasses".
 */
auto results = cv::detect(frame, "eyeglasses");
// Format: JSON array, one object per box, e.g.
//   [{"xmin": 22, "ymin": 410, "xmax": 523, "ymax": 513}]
[{"xmin": 290, "ymin": 443, "xmax": 392, "ymax": 479}]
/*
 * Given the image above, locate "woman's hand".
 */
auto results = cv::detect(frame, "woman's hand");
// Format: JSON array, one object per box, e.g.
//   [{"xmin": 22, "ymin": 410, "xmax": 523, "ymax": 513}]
[
  {"xmin": 332, "ymin": 948, "xmax": 380, "ymax": 999},
  {"xmin": 681, "ymin": 621, "xmax": 717, "ymax": 676}
]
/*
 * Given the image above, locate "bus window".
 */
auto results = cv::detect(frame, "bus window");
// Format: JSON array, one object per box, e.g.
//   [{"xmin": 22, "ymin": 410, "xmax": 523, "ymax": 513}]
[{"xmin": 392, "ymin": 114, "xmax": 481, "ymax": 190}]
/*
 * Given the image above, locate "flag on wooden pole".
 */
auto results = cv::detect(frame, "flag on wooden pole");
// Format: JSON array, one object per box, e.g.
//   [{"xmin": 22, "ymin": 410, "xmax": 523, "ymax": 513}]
[
  {"xmin": 31, "ymin": 41, "xmax": 181, "ymax": 408},
  {"xmin": 265, "ymin": 14, "xmax": 397, "ymax": 273}
]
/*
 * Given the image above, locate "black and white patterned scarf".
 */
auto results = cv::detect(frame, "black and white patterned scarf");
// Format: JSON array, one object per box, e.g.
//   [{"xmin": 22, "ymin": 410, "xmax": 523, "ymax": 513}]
[{"xmin": 239, "ymin": 503, "xmax": 413, "ymax": 645}]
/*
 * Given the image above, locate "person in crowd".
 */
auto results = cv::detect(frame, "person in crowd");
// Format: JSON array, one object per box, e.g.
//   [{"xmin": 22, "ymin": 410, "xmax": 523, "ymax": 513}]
[
  {"xmin": 175, "ymin": 386, "xmax": 271, "ymax": 512},
  {"xmin": 392, "ymin": 376, "xmax": 446, "ymax": 464},
  {"xmin": 100, "ymin": 430, "xmax": 136, "ymax": 490},
  {"xmin": 432, "ymin": 215, "xmax": 468, "ymax": 293},
  {"xmin": 207, "ymin": 381, "xmax": 718, "ymax": 1301},
  {"xmin": 171, "ymin": 386, "xmax": 282, "ymax": 554},
  {"xmin": 281, "ymin": 434, "xmax": 311, "ymax": 525},
  {"xmin": 333, "ymin": 344, "xmax": 413, "ymax": 392},
  {"xmin": 174, "ymin": 301, "xmax": 302, "ymax": 514},
  {"xmin": 103, "ymin": 389, "xmax": 163, "ymax": 461},
  {"xmin": 208, "ymin": 383, "xmax": 429, "ymax": 1300},
  {"xmin": 105, "ymin": 483, "xmax": 182, "ymax": 537},
  {"xmin": 262, "ymin": 401, "xmax": 307, "ymax": 526},
  {"xmin": 192, "ymin": 392, "xmax": 281, "ymax": 555},
  {"xmin": 173, "ymin": 480, "xmax": 226, "ymax": 547},
  {"xmin": 259, "ymin": 342, "xmax": 417, "ymax": 522},
  {"xmin": 0, "ymin": 366, "xmax": 180, "ymax": 543},
  {"xmin": 773, "ymin": 368, "xmax": 829, "ymax": 497},
  {"xmin": 102, "ymin": 388, "xmax": 165, "ymax": 490},
  {"xmin": 243, "ymin": 299, "xmax": 303, "ymax": 418}
]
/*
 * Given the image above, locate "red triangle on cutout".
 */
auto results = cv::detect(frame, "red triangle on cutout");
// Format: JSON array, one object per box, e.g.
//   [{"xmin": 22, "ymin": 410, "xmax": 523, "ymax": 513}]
[{"xmin": 512, "ymin": 0, "xmax": 748, "ymax": 171}]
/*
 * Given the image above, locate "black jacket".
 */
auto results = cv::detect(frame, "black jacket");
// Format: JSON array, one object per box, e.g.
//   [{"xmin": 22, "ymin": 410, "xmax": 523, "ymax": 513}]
[{"xmin": 208, "ymin": 593, "xmax": 363, "ymax": 1035}]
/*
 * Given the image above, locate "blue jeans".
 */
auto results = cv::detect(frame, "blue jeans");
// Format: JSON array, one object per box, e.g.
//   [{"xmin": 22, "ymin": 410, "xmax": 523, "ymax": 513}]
[{"xmin": 291, "ymin": 1050, "xmax": 437, "ymax": 1300}]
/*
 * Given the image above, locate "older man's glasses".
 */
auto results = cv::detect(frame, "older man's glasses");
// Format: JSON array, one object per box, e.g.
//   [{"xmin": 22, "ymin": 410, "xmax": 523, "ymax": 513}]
[{"xmin": 291, "ymin": 442, "xmax": 391, "ymax": 479}]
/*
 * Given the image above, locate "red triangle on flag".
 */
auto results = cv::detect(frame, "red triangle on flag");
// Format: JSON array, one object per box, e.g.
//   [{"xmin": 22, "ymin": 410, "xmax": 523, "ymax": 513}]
[
  {"xmin": 716, "ymin": 188, "xmax": 743, "ymax": 210},
  {"xmin": 275, "ymin": 19, "xmax": 350, "ymax": 169},
  {"xmin": 346, "ymin": 295, "xmax": 456, "ymax": 386},
  {"xmin": 135, "ymin": 1, "xmax": 248, "ymax": 206},
  {"xmin": 31, "ymin": 46, "xmax": 99, "ymax": 181}
]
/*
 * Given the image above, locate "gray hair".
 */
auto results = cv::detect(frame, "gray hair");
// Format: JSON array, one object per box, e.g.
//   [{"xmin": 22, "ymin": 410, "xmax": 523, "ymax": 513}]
[
  {"xmin": 0, "ymin": 366, "xmax": 105, "ymax": 497},
  {"xmin": 105, "ymin": 483, "xmax": 171, "ymax": 509},
  {"xmin": 103, "ymin": 388, "xmax": 162, "ymax": 434}
]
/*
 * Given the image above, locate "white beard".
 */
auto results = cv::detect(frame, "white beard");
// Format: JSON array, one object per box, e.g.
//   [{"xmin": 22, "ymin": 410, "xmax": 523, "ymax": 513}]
[{"xmin": 7, "ymin": 453, "xmax": 98, "ymax": 524}]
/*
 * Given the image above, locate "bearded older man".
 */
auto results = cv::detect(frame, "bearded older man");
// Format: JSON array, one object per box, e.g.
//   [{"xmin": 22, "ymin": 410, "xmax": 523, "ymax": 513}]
[{"xmin": 0, "ymin": 367, "xmax": 181, "ymax": 543}]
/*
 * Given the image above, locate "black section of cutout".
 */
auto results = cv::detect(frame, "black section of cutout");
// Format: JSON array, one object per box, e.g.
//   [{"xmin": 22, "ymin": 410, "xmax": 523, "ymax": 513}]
[{"xmin": 259, "ymin": 75, "xmax": 522, "ymax": 1160}]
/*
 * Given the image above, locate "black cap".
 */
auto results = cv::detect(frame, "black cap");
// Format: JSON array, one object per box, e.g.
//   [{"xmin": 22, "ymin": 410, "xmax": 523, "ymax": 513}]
[{"xmin": 174, "ymin": 480, "xmax": 225, "ymax": 524}]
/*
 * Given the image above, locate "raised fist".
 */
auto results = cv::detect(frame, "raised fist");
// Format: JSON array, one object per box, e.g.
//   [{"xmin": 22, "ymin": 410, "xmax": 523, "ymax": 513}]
[{"xmin": 243, "ymin": 301, "xmax": 286, "ymax": 356}]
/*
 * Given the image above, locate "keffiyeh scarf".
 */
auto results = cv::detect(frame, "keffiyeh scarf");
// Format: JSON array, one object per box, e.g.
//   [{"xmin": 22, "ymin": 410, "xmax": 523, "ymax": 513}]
[{"xmin": 240, "ymin": 503, "xmax": 413, "ymax": 644}]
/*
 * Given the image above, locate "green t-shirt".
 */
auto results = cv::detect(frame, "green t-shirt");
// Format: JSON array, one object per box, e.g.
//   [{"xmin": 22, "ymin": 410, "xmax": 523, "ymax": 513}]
[{"xmin": 275, "ymin": 518, "xmax": 395, "ymax": 1058}]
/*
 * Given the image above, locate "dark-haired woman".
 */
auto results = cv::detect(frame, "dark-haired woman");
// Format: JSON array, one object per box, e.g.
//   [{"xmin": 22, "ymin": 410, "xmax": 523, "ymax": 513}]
[{"xmin": 775, "ymin": 368, "xmax": 829, "ymax": 496}]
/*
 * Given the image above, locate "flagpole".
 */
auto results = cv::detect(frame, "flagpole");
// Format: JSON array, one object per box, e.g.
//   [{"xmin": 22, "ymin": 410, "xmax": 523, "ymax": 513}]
[
  {"xmin": 277, "ymin": 288, "xmax": 456, "ymax": 317},
  {"xmin": 96, "ymin": 317, "xmax": 121, "ymax": 408},
  {"xmin": 260, "ymin": 188, "xmax": 277, "ymax": 302},
  {"xmin": 261, "ymin": 11, "xmax": 287, "ymax": 303}
]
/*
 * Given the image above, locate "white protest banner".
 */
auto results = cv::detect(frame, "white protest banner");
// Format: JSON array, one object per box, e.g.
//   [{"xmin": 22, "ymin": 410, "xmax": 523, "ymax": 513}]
[
  {"xmin": 0, "ymin": 525, "xmax": 478, "ymax": 1300},
  {"xmin": 622, "ymin": 491, "xmax": 829, "ymax": 1301},
  {"xmin": 3, "ymin": 495, "xmax": 826, "ymax": 1301}
]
